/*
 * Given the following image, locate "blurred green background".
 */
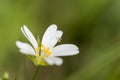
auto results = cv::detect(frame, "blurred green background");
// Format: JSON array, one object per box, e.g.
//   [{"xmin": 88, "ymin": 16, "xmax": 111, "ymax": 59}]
[{"xmin": 0, "ymin": 0, "xmax": 120, "ymax": 80}]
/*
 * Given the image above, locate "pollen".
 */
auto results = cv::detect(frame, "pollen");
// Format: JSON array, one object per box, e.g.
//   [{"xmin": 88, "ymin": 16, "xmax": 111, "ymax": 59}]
[
  {"xmin": 36, "ymin": 47, "xmax": 40, "ymax": 52},
  {"xmin": 35, "ymin": 53, "xmax": 39, "ymax": 57},
  {"xmin": 41, "ymin": 44, "xmax": 52, "ymax": 56}
]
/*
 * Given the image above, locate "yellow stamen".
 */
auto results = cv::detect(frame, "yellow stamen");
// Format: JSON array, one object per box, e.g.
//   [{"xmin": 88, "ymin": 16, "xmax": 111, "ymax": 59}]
[
  {"xmin": 41, "ymin": 44, "xmax": 45, "ymax": 48},
  {"xmin": 46, "ymin": 51, "xmax": 51, "ymax": 55},
  {"xmin": 41, "ymin": 44, "xmax": 52, "ymax": 56},
  {"xmin": 36, "ymin": 47, "xmax": 40, "ymax": 52},
  {"xmin": 35, "ymin": 53, "xmax": 39, "ymax": 57},
  {"xmin": 34, "ymin": 44, "xmax": 52, "ymax": 66}
]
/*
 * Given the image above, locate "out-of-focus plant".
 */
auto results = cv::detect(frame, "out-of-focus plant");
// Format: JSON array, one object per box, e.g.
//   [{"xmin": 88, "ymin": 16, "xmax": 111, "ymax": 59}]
[{"xmin": 0, "ymin": 72, "xmax": 9, "ymax": 80}]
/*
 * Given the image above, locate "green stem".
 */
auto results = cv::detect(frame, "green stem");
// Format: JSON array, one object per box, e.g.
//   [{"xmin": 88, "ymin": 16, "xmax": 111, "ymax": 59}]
[{"xmin": 32, "ymin": 66, "xmax": 40, "ymax": 80}]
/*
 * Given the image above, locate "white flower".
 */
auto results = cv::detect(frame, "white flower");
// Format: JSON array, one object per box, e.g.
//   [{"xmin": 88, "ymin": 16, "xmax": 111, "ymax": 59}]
[{"xmin": 16, "ymin": 24, "xmax": 79, "ymax": 66}]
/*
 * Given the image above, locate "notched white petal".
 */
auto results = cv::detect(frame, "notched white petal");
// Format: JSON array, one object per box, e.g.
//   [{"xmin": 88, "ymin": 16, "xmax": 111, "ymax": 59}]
[
  {"xmin": 45, "ymin": 57, "xmax": 63, "ymax": 66},
  {"xmin": 16, "ymin": 41, "xmax": 35, "ymax": 55},
  {"xmin": 50, "ymin": 30, "xmax": 63, "ymax": 48},
  {"xmin": 42, "ymin": 24, "xmax": 64, "ymax": 48},
  {"xmin": 21, "ymin": 25, "xmax": 38, "ymax": 49},
  {"xmin": 56, "ymin": 30, "xmax": 63, "ymax": 40},
  {"xmin": 53, "ymin": 44, "xmax": 79, "ymax": 50},
  {"xmin": 53, "ymin": 57, "xmax": 63, "ymax": 66},
  {"xmin": 19, "ymin": 49, "xmax": 35, "ymax": 55},
  {"xmin": 45, "ymin": 58, "xmax": 54, "ymax": 65},
  {"xmin": 42, "ymin": 24, "xmax": 57, "ymax": 47},
  {"xmin": 51, "ymin": 44, "xmax": 79, "ymax": 56}
]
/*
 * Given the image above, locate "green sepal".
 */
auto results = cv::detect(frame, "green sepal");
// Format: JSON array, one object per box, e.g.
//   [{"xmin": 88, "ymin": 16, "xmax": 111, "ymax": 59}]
[
  {"xmin": 27, "ymin": 55, "xmax": 48, "ymax": 66},
  {"xmin": 33, "ymin": 58, "xmax": 48, "ymax": 66},
  {"xmin": 27, "ymin": 55, "xmax": 34, "ymax": 61}
]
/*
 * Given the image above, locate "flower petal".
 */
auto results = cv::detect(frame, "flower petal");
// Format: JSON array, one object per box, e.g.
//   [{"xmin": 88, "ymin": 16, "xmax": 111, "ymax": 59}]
[
  {"xmin": 42, "ymin": 24, "xmax": 58, "ymax": 48},
  {"xmin": 51, "ymin": 44, "xmax": 79, "ymax": 56},
  {"xmin": 21, "ymin": 25, "xmax": 38, "ymax": 49},
  {"xmin": 44, "ymin": 57, "xmax": 54, "ymax": 65},
  {"xmin": 52, "ymin": 57, "xmax": 63, "ymax": 66},
  {"xmin": 45, "ymin": 57, "xmax": 63, "ymax": 66},
  {"xmin": 16, "ymin": 41, "xmax": 35, "ymax": 55},
  {"xmin": 50, "ymin": 30, "xmax": 63, "ymax": 48}
]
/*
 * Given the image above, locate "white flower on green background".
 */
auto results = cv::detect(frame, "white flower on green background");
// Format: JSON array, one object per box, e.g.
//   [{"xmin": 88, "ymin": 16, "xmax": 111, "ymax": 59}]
[{"xmin": 16, "ymin": 24, "xmax": 79, "ymax": 66}]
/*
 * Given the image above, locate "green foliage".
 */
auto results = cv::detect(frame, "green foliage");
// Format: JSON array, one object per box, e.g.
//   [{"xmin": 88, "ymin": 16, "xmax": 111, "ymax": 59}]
[{"xmin": 0, "ymin": 0, "xmax": 120, "ymax": 80}]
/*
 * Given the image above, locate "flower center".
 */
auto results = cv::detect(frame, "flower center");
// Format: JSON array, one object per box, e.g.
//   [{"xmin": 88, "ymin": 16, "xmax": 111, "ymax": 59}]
[
  {"xmin": 35, "ymin": 44, "xmax": 52, "ymax": 56},
  {"xmin": 41, "ymin": 44, "xmax": 52, "ymax": 56},
  {"xmin": 35, "ymin": 44, "xmax": 52, "ymax": 65},
  {"xmin": 35, "ymin": 47, "xmax": 40, "ymax": 54},
  {"xmin": 36, "ymin": 47, "xmax": 40, "ymax": 52}
]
